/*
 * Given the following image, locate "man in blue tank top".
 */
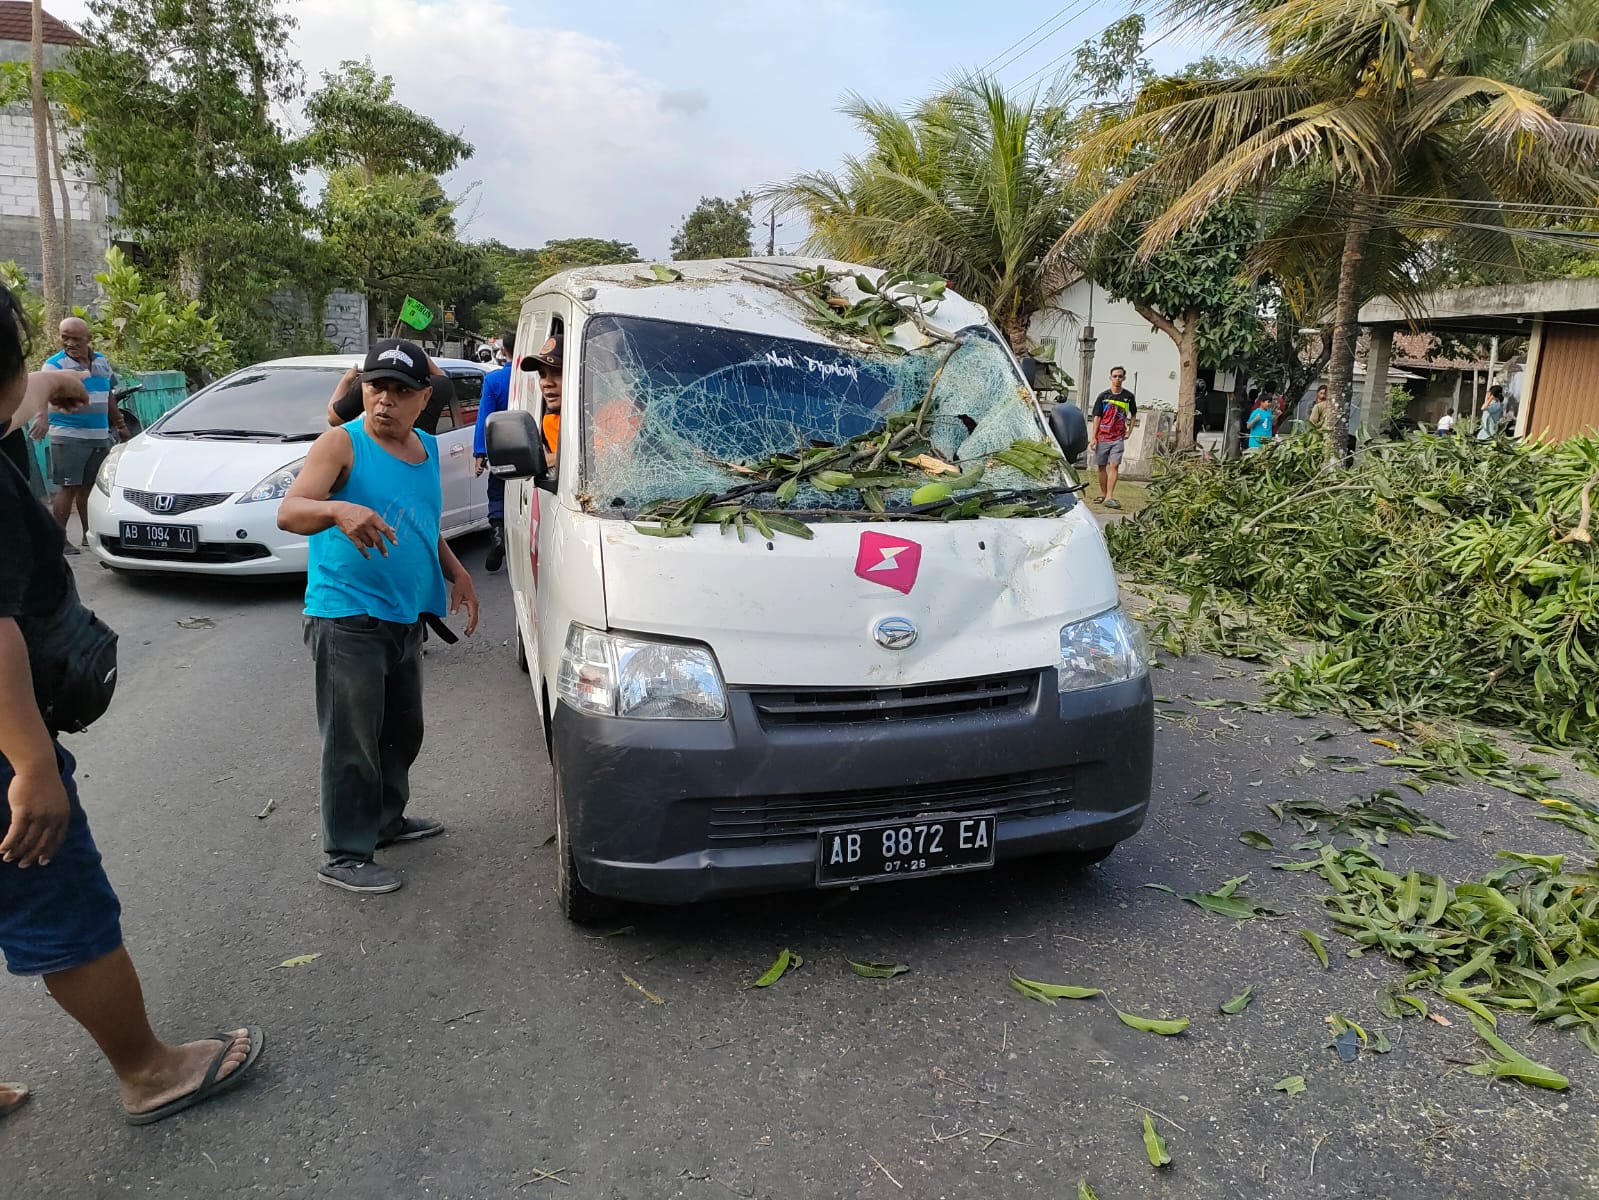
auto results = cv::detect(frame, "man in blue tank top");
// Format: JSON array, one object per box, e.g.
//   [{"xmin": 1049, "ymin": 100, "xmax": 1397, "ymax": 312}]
[{"xmin": 279, "ymin": 340, "xmax": 480, "ymax": 895}]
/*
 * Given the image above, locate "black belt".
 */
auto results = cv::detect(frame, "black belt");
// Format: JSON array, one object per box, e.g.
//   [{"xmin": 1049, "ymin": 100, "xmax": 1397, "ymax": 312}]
[{"xmin": 422, "ymin": 614, "xmax": 458, "ymax": 644}]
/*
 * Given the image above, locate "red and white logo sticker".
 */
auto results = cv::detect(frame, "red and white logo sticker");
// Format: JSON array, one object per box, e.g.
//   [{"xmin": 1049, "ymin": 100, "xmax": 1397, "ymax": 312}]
[{"xmin": 854, "ymin": 531, "xmax": 922, "ymax": 595}]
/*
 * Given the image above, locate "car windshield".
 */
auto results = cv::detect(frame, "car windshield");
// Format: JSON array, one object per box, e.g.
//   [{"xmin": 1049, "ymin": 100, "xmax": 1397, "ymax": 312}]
[
  {"xmin": 157, "ymin": 366, "xmax": 346, "ymax": 439},
  {"xmin": 581, "ymin": 315, "xmax": 1056, "ymax": 510}
]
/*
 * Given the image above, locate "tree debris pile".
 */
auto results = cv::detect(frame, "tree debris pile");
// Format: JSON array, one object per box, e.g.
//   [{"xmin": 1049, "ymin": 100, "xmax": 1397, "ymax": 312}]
[{"xmin": 1107, "ymin": 433, "xmax": 1599, "ymax": 746}]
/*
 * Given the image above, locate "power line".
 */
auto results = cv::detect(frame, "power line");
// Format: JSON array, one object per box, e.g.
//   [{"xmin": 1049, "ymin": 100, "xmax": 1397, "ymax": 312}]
[{"xmin": 981, "ymin": 2, "xmax": 1092, "ymax": 73}]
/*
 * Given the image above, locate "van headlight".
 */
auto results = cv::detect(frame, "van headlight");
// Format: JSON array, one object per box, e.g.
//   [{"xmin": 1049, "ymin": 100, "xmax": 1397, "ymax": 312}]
[
  {"xmin": 94, "ymin": 443, "xmax": 126, "ymax": 496},
  {"xmin": 557, "ymin": 625, "xmax": 728, "ymax": 720},
  {"xmin": 237, "ymin": 459, "xmax": 305, "ymax": 503},
  {"xmin": 1058, "ymin": 606, "xmax": 1149, "ymax": 693}
]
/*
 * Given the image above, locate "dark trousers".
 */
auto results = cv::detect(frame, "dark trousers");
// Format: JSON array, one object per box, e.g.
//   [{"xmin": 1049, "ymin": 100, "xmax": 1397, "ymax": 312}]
[
  {"xmin": 306, "ymin": 616, "xmax": 425, "ymax": 866},
  {"xmin": 487, "ymin": 474, "xmax": 505, "ymax": 522}
]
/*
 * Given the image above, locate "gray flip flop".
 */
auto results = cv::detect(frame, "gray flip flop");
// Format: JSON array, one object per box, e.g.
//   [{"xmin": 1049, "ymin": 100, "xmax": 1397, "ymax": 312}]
[{"xmin": 124, "ymin": 1028, "xmax": 265, "ymax": 1126}]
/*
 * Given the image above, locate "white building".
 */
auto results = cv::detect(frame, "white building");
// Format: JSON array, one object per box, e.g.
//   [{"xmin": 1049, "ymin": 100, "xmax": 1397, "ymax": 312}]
[{"xmin": 0, "ymin": 2, "xmax": 115, "ymax": 310}]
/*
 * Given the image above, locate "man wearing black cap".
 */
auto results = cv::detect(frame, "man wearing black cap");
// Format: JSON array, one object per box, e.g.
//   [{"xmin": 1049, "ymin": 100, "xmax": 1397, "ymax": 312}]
[
  {"xmin": 527, "ymin": 333, "xmax": 563, "ymax": 469},
  {"xmin": 279, "ymin": 339, "xmax": 480, "ymax": 895},
  {"xmin": 326, "ymin": 350, "xmax": 455, "ymax": 435}
]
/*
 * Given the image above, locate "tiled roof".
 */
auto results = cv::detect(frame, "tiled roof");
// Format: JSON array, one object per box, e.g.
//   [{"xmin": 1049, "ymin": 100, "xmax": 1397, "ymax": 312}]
[{"xmin": 0, "ymin": 3, "xmax": 82, "ymax": 46}]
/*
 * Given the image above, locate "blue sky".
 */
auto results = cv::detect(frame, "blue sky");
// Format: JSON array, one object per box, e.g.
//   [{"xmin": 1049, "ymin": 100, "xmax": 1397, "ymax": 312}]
[{"xmin": 50, "ymin": 0, "xmax": 1211, "ymax": 255}]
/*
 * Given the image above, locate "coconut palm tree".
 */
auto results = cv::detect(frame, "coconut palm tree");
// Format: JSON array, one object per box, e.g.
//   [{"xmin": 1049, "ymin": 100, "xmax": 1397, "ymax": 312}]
[
  {"xmin": 768, "ymin": 76, "xmax": 1071, "ymax": 352},
  {"xmin": 1062, "ymin": 0, "xmax": 1599, "ymax": 462}
]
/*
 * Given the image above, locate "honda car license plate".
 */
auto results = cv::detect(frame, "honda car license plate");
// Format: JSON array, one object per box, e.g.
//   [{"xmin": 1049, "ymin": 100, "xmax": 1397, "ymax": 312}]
[
  {"xmin": 817, "ymin": 813, "xmax": 996, "ymax": 887},
  {"xmin": 120, "ymin": 522, "xmax": 198, "ymax": 553}
]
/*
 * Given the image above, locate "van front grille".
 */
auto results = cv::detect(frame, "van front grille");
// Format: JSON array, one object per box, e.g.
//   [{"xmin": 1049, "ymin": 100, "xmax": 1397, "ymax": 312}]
[{"xmin": 749, "ymin": 671, "xmax": 1037, "ymax": 727}]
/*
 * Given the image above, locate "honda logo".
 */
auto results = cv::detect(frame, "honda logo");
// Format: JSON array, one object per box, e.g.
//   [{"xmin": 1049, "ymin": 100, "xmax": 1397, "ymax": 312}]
[{"xmin": 152, "ymin": 494, "xmax": 175, "ymax": 512}]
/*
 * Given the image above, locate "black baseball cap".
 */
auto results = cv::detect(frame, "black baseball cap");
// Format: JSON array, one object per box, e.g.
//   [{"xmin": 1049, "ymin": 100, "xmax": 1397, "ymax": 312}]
[
  {"xmin": 361, "ymin": 339, "xmax": 431, "ymax": 389},
  {"xmin": 524, "ymin": 333, "xmax": 563, "ymax": 373}
]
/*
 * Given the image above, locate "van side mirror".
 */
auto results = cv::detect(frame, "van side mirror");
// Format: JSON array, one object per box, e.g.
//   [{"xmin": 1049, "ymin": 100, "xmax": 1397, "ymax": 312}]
[
  {"xmin": 485, "ymin": 410, "xmax": 549, "ymax": 485},
  {"xmin": 1049, "ymin": 404, "xmax": 1088, "ymax": 463}
]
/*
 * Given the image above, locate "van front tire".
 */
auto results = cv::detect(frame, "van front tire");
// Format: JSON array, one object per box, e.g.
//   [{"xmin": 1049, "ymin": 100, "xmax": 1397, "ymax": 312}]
[{"xmin": 552, "ymin": 759, "xmax": 624, "ymax": 926}]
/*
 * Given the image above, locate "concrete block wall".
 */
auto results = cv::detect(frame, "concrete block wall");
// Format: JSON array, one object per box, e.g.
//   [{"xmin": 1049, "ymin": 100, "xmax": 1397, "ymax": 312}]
[{"xmin": 0, "ymin": 104, "xmax": 114, "ymax": 310}]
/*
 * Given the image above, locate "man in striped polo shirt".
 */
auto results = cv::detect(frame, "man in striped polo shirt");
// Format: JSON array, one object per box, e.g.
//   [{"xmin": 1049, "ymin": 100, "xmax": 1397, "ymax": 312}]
[{"xmin": 38, "ymin": 317, "xmax": 127, "ymax": 552}]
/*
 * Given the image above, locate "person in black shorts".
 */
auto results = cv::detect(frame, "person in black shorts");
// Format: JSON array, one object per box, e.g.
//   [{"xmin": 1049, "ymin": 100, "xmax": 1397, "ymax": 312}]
[{"xmin": 0, "ymin": 283, "xmax": 265, "ymax": 1125}]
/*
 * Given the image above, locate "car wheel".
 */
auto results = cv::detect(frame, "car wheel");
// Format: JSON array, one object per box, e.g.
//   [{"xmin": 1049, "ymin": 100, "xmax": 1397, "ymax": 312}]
[
  {"xmin": 515, "ymin": 624, "xmax": 529, "ymax": 674},
  {"xmin": 552, "ymin": 754, "xmax": 624, "ymax": 926},
  {"xmin": 1059, "ymin": 844, "xmax": 1116, "ymax": 870}
]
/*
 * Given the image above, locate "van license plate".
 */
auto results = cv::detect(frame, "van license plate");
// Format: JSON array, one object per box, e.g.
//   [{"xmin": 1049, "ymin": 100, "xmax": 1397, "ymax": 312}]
[{"xmin": 817, "ymin": 814, "xmax": 996, "ymax": 887}]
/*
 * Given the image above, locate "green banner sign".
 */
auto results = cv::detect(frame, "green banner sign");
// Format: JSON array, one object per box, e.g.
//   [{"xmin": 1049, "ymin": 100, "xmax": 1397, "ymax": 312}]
[{"xmin": 398, "ymin": 296, "xmax": 433, "ymax": 331}]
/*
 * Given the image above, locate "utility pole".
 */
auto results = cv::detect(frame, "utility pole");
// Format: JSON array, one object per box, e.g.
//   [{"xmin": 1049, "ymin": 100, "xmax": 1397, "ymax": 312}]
[
  {"xmin": 1076, "ymin": 281, "xmax": 1097, "ymax": 415},
  {"xmin": 767, "ymin": 206, "xmax": 778, "ymax": 256}
]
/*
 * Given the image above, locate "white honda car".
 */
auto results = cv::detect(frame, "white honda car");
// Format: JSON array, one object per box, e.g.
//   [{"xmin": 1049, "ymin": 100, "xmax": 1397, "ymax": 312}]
[{"xmin": 87, "ymin": 354, "xmax": 490, "ymax": 575}]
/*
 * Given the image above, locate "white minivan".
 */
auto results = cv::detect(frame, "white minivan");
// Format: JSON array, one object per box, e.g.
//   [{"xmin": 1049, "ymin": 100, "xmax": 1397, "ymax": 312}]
[{"xmin": 486, "ymin": 259, "xmax": 1153, "ymax": 922}]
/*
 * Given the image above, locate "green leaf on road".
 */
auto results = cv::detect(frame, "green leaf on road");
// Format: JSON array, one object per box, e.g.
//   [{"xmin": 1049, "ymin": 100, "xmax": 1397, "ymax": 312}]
[
  {"xmin": 750, "ymin": 949, "xmax": 802, "ymax": 988},
  {"xmin": 273, "ymin": 953, "xmax": 321, "ymax": 969},
  {"xmin": 1144, "ymin": 875, "xmax": 1278, "ymax": 919},
  {"xmin": 1189, "ymin": 789, "xmax": 1213, "ymax": 806},
  {"xmin": 850, "ymin": 960, "xmax": 910, "ymax": 979},
  {"xmin": 1142, "ymin": 1114, "xmax": 1172, "ymax": 1167},
  {"xmin": 1115, "ymin": 1008, "xmax": 1190, "ymax": 1035},
  {"xmin": 1077, "ymin": 1182, "xmax": 1100, "ymax": 1200},
  {"xmin": 1274, "ymin": 1075, "xmax": 1306, "ymax": 1095},
  {"xmin": 1220, "ymin": 986, "xmax": 1255, "ymax": 1014},
  {"xmin": 1300, "ymin": 929, "xmax": 1331, "ymax": 969},
  {"xmin": 1466, "ymin": 1015, "xmax": 1569, "ymax": 1090},
  {"xmin": 1009, "ymin": 972, "xmax": 1101, "ymax": 1004},
  {"xmin": 1239, "ymin": 830, "xmax": 1274, "ymax": 849}
]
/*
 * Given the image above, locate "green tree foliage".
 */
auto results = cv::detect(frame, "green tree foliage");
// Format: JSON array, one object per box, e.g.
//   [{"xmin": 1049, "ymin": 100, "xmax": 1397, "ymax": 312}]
[
  {"xmin": 1065, "ymin": 0, "xmax": 1599, "ymax": 464},
  {"xmin": 1061, "ymin": 197, "xmax": 1262, "ymax": 448},
  {"xmin": 82, "ymin": 247, "xmax": 232, "ymax": 383},
  {"xmin": 3, "ymin": 249, "xmax": 231, "ymax": 382},
  {"xmin": 317, "ymin": 169, "xmax": 485, "ymax": 339},
  {"xmin": 769, "ymin": 77, "xmax": 1070, "ymax": 351},
  {"xmin": 303, "ymin": 58, "xmax": 473, "ymax": 184},
  {"xmin": 304, "ymin": 62, "xmax": 483, "ymax": 340},
  {"xmin": 68, "ymin": 0, "xmax": 314, "ymax": 357},
  {"xmin": 670, "ymin": 194, "xmax": 755, "ymax": 260},
  {"xmin": 476, "ymin": 237, "xmax": 640, "ymax": 333}
]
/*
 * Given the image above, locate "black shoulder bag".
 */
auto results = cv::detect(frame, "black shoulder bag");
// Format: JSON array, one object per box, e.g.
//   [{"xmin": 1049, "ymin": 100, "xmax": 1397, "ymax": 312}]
[{"xmin": 21, "ymin": 559, "xmax": 119, "ymax": 734}]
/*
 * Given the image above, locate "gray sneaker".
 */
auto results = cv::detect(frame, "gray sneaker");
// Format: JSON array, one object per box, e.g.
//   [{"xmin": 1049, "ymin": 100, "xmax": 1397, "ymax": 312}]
[
  {"xmin": 318, "ymin": 861, "xmax": 403, "ymax": 894},
  {"xmin": 377, "ymin": 817, "xmax": 444, "ymax": 848}
]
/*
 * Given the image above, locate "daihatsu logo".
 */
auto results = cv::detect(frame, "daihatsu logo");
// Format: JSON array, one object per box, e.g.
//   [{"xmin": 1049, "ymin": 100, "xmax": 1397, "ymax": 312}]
[{"xmin": 873, "ymin": 617, "xmax": 918, "ymax": 651}]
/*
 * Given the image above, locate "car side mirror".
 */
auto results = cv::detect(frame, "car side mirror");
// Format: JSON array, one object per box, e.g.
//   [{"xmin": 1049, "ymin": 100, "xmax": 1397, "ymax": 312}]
[
  {"xmin": 1049, "ymin": 404, "xmax": 1088, "ymax": 463},
  {"xmin": 485, "ymin": 410, "xmax": 550, "ymax": 486}
]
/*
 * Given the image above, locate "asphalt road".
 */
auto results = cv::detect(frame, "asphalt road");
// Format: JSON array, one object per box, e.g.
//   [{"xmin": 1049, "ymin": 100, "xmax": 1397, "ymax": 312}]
[{"xmin": 3, "ymin": 538, "xmax": 1598, "ymax": 1199}]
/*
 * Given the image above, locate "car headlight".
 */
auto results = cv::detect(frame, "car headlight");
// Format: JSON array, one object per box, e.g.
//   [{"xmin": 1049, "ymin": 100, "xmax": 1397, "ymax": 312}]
[
  {"xmin": 236, "ymin": 459, "xmax": 305, "ymax": 504},
  {"xmin": 1058, "ymin": 606, "xmax": 1149, "ymax": 693},
  {"xmin": 556, "ymin": 624, "xmax": 727, "ymax": 720},
  {"xmin": 95, "ymin": 443, "xmax": 126, "ymax": 496}
]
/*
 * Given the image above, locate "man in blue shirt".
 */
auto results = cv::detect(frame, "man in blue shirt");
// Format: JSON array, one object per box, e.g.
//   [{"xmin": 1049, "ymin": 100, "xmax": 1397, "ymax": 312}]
[
  {"xmin": 38, "ymin": 318, "xmax": 127, "ymax": 552},
  {"xmin": 279, "ymin": 339, "xmax": 480, "ymax": 895},
  {"xmin": 472, "ymin": 331, "xmax": 515, "ymax": 572}
]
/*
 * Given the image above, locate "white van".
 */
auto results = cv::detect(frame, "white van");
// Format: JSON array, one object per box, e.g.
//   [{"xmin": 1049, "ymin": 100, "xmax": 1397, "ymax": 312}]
[{"xmin": 486, "ymin": 259, "xmax": 1152, "ymax": 922}]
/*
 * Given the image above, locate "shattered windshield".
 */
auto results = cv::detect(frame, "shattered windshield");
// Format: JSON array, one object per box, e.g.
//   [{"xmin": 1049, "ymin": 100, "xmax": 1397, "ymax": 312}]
[{"xmin": 581, "ymin": 314, "xmax": 1060, "ymax": 512}]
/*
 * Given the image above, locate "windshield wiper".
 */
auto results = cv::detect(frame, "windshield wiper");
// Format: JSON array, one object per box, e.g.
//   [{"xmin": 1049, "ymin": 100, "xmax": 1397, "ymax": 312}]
[
  {"xmin": 277, "ymin": 432, "xmax": 324, "ymax": 442},
  {"xmin": 179, "ymin": 428, "xmax": 290, "ymax": 440}
]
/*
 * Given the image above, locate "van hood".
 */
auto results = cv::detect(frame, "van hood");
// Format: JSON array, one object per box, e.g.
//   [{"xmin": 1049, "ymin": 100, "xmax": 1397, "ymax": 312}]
[{"xmin": 597, "ymin": 508, "xmax": 1117, "ymax": 688}]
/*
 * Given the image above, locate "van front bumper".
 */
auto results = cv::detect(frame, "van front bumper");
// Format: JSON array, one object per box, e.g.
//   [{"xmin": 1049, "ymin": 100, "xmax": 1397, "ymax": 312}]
[{"xmin": 550, "ymin": 669, "xmax": 1153, "ymax": 905}]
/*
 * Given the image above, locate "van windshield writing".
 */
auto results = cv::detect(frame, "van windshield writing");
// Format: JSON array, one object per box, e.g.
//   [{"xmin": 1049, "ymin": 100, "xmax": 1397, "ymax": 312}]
[{"xmin": 580, "ymin": 315, "xmax": 1052, "ymax": 510}]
